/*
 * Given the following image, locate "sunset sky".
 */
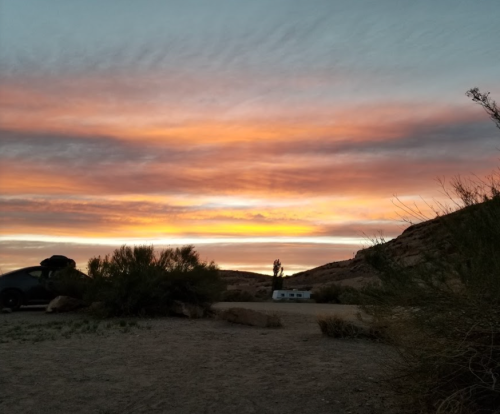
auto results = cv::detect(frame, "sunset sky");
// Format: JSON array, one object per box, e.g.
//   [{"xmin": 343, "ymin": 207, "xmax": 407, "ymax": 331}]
[{"xmin": 1, "ymin": 0, "xmax": 499, "ymax": 274}]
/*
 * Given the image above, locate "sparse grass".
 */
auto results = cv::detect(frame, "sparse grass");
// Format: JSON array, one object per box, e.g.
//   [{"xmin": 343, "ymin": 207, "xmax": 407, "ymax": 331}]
[
  {"xmin": 0, "ymin": 318, "xmax": 150, "ymax": 344},
  {"xmin": 217, "ymin": 307, "xmax": 283, "ymax": 328}
]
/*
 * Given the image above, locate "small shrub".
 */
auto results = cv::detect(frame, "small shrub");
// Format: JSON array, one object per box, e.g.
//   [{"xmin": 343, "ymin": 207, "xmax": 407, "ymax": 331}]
[
  {"xmin": 313, "ymin": 284, "xmax": 361, "ymax": 304},
  {"xmin": 312, "ymin": 285, "xmax": 342, "ymax": 303},
  {"xmin": 338, "ymin": 286, "xmax": 362, "ymax": 304},
  {"xmin": 221, "ymin": 290, "xmax": 255, "ymax": 302},
  {"xmin": 316, "ymin": 314, "xmax": 360, "ymax": 338}
]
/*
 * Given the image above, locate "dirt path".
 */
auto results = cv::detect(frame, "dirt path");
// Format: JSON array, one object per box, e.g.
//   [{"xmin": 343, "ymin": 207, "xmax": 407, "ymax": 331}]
[{"xmin": 0, "ymin": 307, "xmax": 399, "ymax": 414}]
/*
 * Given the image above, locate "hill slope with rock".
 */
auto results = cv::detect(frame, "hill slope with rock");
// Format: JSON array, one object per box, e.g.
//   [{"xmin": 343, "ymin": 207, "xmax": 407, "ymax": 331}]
[
  {"xmin": 284, "ymin": 206, "xmax": 465, "ymax": 290},
  {"xmin": 222, "ymin": 202, "xmax": 489, "ymax": 294}
]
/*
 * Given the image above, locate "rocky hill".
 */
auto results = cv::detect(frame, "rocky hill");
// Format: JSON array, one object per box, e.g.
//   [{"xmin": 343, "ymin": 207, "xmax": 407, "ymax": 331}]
[
  {"xmin": 221, "ymin": 199, "xmax": 497, "ymax": 294},
  {"xmin": 222, "ymin": 208, "xmax": 459, "ymax": 294},
  {"xmin": 285, "ymin": 213, "xmax": 450, "ymax": 290}
]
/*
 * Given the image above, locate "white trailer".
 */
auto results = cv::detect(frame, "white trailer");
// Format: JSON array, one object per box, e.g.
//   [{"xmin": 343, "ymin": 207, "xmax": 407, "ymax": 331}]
[{"xmin": 272, "ymin": 290, "xmax": 311, "ymax": 300}]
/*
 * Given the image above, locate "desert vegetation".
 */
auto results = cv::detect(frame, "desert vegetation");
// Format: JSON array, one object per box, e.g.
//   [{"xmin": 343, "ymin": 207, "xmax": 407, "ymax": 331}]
[
  {"xmin": 220, "ymin": 289, "xmax": 256, "ymax": 302},
  {"xmin": 359, "ymin": 89, "xmax": 500, "ymax": 414},
  {"xmin": 54, "ymin": 245, "xmax": 225, "ymax": 317},
  {"xmin": 363, "ymin": 197, "xmax": 500, "ymax": 413},
  {"xmin": 0, "ymin": 318, "xmax": 147, "ymax": 344},
  {"xmin": 316, "ymin": 314, "xmax": 361, "ymax": 338},
  {"xmin": 312, "ymin": 284, "xmax": 362, "ymax": 304}
]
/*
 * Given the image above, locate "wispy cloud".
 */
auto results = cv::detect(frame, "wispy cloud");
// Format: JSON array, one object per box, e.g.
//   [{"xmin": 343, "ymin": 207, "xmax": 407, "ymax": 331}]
[{"xmin": 1, "ymin": 0, "xmax": 498, "ymax": 272}]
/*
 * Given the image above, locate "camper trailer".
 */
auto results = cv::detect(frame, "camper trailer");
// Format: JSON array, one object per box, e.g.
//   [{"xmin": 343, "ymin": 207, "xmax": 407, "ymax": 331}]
[{"xmin": 272, "ymin": 290, "xmax": 311, "ymax": 301}]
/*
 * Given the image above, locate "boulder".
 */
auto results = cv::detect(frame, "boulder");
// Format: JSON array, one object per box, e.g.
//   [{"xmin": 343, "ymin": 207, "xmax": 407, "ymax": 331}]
[
  {"xmin": 1, "ymin": 308, "xmax": 12, "ymax": 314},
  {"xmin": 218, "ymin": 307, "xmax": 282, "ymax": 328},
  {"xmin": 46, "ymin": 296, "xmax": 86, "ymax": 313},
  {"xmin": 170, "ymin": 301, "xmax": 206, "ymax": 318}
]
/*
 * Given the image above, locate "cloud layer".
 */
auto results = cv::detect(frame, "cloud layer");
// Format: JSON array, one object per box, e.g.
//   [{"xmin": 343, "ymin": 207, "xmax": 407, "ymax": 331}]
[{"xmin": 1, "ymin": 0, "xmax": 499, "ymax": 273}]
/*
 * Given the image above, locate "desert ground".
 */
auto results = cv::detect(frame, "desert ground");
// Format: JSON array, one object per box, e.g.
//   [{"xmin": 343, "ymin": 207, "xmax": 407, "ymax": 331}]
[{"xmin": 0, "ymin": 302, "xmax": 401, "ymax": 414}]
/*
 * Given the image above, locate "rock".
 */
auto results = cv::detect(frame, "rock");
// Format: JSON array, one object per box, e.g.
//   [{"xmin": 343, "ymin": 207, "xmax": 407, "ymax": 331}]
[
  {"xmin": 1, "ymin": 308, "xmax": 12, "ymax": 314},
  {"xmin": 218, "ymin": 307, "xmax": 282, "ymax": 328},
  {"xmin": 46, "ymin": 296, "xmax": 86, "ymax": 313},
  {"xmin": 170, "ymin": 301, "xmax": 206, "ymax": 318}
]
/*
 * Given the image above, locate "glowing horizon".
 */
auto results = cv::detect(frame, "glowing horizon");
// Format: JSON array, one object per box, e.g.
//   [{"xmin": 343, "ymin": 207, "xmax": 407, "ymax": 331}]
[{"xmin": 1, "ymin": 0, "xmax": 499, "ymax": 274}]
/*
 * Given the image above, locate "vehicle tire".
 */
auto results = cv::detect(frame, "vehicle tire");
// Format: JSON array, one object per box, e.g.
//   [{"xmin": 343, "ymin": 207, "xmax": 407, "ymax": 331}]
[{"xmin": 0, "ymin": 290, "xmax": 24, "ymax": 311}]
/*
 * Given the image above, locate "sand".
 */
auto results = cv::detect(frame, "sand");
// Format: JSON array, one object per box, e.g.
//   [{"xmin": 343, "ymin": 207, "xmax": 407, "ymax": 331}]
[{"xmin": 0, "ymin": 303, "xmax": 400, "ymax": 414}]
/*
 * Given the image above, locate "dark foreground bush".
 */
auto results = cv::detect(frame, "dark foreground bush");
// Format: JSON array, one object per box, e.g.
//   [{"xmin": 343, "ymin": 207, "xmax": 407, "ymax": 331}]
[
  {"xmin": 364, "ymin": 197, "xmax": 500, "ymax": 414},
  {"xmin": 85, "ymin": 245, "xmax": 224, "ymax": 317}
]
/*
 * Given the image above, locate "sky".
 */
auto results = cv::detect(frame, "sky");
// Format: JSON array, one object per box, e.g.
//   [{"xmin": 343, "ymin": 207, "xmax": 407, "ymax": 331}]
[{"xmin": 0, "ymin": 0, "xmax": 499, "ymax": 275}]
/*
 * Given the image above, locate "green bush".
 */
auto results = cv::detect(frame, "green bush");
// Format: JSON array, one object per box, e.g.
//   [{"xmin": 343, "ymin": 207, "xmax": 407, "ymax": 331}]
[
  {"xmin": 363, "ymin": 198, "xmax": 500, "ymax": 414},
  {"xmin": 86, "ymin": 245, "xmax": 224, "ymax": 317}
]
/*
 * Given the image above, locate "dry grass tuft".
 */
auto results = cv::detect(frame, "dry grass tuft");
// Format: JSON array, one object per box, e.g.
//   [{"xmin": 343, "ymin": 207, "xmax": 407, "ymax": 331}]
[
  {"xmin": 316, "ymin": 314, "xmax": 360, "ymax": 338},
  {"xmin": 266, "ymin": 313, "xmax": 283, "ymax": 328}
]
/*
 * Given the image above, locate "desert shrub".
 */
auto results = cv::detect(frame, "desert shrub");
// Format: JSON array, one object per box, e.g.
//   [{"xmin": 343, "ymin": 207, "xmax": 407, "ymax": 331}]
[
  {"xmin": 86, "ymin": 245, "xmax": 224, "ymax": 317},
  {"xmin": 312, "ymin": 284, "xmax": 343, "ymax": 303},
  {"xmin": 313, "ymin": 284, "xmax": 361, "ymax": 304},
  {"xmin": 338, "ymin": 286, "xmax": 362, "ymax": 304},
  {"xmin": 255, "ymin": 288, "xmax": 269, "ymax": 299},
  {"xmin": 221, "ymin": 290, "xmax": 255, "ymax": 302},
  {"xmin": 363, "ymin": 197, "xmax": 500, "ymax": 414},
  {"xmin": 317, "ymin": 314, "xmax": 360, "ymax": 338}
]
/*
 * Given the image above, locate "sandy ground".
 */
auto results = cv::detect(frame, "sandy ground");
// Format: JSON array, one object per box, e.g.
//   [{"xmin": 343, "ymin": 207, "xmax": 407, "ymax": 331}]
[{"xmin": 0, "ymin": 303, "xmax": 401, "ymax": 414}]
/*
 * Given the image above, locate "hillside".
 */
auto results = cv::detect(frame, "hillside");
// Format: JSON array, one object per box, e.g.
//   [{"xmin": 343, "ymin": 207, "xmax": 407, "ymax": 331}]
[
  {"xmin": 220, "ymin": 200, "xmax": 497, "ymax": 294},
  {"xmin": 222, "ymin": 207, "xmax": 461, "ymax": 293},
  {"xmin": 284, "ymin": 214, "xmax": 447, "ymax": 290},
  {"xmin": 219, "ymin": 269, "xmax": 272, "ymax": 296},
  {"xmin": 284, "ymin": 200, "xmax": 494, "ymax": 290}
]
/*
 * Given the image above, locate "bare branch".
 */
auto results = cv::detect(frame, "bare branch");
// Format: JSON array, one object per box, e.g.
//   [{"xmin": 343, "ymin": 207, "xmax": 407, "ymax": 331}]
[{"xmin": 466, "ymin": 87, "xmax": 500, "ymax": 130}]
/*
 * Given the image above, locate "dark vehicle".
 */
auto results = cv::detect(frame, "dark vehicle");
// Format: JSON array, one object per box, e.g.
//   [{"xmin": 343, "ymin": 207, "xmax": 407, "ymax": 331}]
[{"xmin": 0, "ymin": 256, "xmax": 87, "ymax": 310}]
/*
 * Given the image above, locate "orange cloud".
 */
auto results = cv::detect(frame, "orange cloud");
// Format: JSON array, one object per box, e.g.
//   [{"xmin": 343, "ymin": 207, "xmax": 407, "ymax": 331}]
[{"xmin": 1, "ymin": 70, "xmax": 499, "ymax": 274}]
